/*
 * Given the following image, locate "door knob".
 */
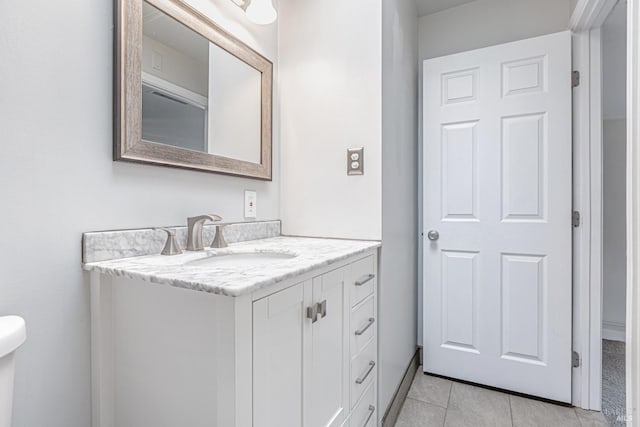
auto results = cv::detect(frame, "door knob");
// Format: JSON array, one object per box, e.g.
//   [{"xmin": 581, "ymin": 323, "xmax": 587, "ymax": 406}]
[{"xmin": 427, "ymin": 230, "xmax": 440, "ymax": 241}]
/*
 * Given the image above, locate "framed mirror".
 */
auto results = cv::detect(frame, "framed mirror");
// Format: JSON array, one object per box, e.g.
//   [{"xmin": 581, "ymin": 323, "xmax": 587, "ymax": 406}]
[{"xmin": 115, "ymin": 0, "xmax": 273, "ymax": 180}]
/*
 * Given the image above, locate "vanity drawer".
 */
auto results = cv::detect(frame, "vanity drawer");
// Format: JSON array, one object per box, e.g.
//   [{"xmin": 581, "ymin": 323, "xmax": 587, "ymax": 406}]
[
  {"xmin": 351, "ymin": 295, "xmax": 375, "ymax": 355},
  {"xmin": 350, "ymin": 255, "xmax": 375, "ymax": 307},
  {"xmin": 349, "ymin": 382, "xmax": 376, "ymax": 427},
  {"xmin": 351, "ymin": 339, "xmax": 377, "ymax": 408}
]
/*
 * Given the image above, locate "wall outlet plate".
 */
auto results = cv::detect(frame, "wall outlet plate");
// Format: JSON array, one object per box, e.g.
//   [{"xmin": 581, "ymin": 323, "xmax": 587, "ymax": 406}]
[
  {"xmin": 244, "ymin": 190, "xmax": 257, "ymax": 218},
  {"xmin": 347, "ymin": 147, "xmax": 364, "ymax": 175}
]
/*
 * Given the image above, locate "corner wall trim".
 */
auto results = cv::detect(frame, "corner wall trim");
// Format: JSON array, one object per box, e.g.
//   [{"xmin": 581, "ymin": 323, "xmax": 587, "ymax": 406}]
[
  {"xmin": 569, "ymin": 0, "xmax": 618, "ymax": 31},
  {"xmin": 572, "ymin": 27, "xmax": 605, "ymax": 411},
  {"xmin": 626, "ymin": 0, "xmax": 640, "ymax": 420},
  {"xmin": 381, "ymin": 348, "xmax": 420, "ymax": 427}
]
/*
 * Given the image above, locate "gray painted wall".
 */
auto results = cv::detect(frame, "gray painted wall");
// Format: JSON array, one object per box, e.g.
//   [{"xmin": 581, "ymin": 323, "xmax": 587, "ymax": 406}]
[
  {"xmin": 601, "ymin": 2, "xmax": 627, "ymax": 339},
  {"xmin": 603, "ymin": 119, "xmax": 627, "ymax": 336},
  {"xmin": 603, "ymin": 0, "xmax": 627, "ymax": 120},
  {"xmin": 381, "ymin": 0, "xmax": 419, "ymax": 414},
  {"xmin": 418, "ymin": 0, "xmax": 572, "ymax": 60},
  {"xmin": 0, "ymin": 0, "xmax": 279, "ymax": 425}
]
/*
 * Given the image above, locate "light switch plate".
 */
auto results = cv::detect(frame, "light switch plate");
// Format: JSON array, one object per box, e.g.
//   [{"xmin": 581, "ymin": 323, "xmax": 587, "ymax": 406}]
[
  {"xmin": 244, "ymin": 190, "xmax": 257, "ymax": 218},
  {"xmin": 347, "ymin": 148, "xmax": 364, "ymax": 175}
]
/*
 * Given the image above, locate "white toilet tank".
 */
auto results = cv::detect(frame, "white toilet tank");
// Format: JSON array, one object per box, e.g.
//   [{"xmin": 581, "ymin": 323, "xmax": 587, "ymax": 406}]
[{"xmin": 0, "ymin": 316, "xmax": 26, "ymax": 427}]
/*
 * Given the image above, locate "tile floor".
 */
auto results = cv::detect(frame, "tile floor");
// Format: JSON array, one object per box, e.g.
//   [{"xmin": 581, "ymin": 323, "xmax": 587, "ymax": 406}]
[{"xmin": 395, "ymin": 368, "xmax": 609, "ymax": 427}]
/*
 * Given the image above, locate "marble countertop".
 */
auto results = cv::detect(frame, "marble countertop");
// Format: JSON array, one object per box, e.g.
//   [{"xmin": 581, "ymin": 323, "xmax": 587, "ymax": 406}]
[{"xmin": 83, "ymin": 236, "xmax": 380, "ymax": 297}]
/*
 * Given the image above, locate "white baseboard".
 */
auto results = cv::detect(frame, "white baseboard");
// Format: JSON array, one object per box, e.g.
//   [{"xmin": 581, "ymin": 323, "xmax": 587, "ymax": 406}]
[{"xmin": 602, "ymin": 321, "xmax": 626, "ymax": 342}]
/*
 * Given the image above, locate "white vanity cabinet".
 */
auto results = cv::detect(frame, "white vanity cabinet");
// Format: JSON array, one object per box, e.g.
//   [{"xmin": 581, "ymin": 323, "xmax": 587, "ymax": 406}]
[
  {"xmin": 254, "ymin": 266, "xmax": 349, "ymax": 427},
  {"xmin": 253, "ymin": 253, "xmax": 378, "ymax": 427},
  {"xmin": 89, "ymin": 248, "xmax": 378, "ymax": 427}
]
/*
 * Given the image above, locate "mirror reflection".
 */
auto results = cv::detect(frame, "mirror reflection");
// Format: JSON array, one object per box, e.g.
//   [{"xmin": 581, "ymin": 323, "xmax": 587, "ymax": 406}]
[{"xmin": 141, "ymin": 2, "xmax": 262, "ymax": 163}]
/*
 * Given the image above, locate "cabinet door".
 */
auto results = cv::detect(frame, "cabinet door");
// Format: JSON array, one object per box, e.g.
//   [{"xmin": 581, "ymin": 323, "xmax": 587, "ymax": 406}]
[
  {"xmin": 304, "ymin": 267, "xmax": 349, "ymax": 427},
  {"xmin": 253, "ymin": 282, "xmax": 306, "ymax": 427}
]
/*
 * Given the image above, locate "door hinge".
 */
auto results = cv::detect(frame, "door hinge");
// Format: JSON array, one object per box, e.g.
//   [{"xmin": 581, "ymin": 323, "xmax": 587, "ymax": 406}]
[
  {"xmin": 572, "ymin": 71, "xmax": 580, "ymax": 88},
  {"xmin": 572, "ymin": 351, "xmax": 580, "ymax": 368},
  {"xmin": 572, "ymin": 210, "xmax": 581, "ymax": 227}
]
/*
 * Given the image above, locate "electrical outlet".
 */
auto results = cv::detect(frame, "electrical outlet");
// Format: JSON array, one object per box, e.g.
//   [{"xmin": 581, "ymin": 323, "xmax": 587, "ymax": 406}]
[
  {"xmin": 244, "ymin": 190, "xmax": 257, "ymax": 218},
  {"xmin": 347, "ymin": 148, "xmax": 364, "ymax": 175}
]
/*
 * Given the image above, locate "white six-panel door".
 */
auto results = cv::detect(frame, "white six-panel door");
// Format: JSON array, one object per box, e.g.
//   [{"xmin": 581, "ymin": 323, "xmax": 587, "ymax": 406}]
[{"xmin": 422, "ymin": 31, "xmax": 572, "ymax": 402}]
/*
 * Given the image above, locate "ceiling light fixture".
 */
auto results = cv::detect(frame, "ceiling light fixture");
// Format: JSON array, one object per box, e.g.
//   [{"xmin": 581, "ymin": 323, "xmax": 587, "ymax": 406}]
[{"xmin": 231, "ymin": 0, "xmax": 277, "ymax": 25}]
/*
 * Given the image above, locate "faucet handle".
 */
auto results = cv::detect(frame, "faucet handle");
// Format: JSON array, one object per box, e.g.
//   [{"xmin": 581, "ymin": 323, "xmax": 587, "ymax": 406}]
[
  {"xmin": 211, "ymin": 224, "xmax": 228, "ymax": 249},
  {"xmin": 154, "ymin": 228, "xmax": 182, "ymax": 256}
]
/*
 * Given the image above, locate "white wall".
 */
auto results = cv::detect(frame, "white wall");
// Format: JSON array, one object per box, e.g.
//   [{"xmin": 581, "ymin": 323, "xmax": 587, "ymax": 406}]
[
  {"xmin": 380, "ymin": 0, "xmax": 419, "ymax": 414},
  {"xmin": 0, "ymin": 0, "xmax": 278, "ymax": 425},
  {"xmin": 279, "ymin": 0, "xmax": 382, "ymax": 240},
  {"xmin": 603, "ymin": 119, "xmax": 627, "ymax": 338},
  {"xmin": 208, "ymin": 44, "xmax": 262, "ymax": 162},
  {"xmin": 142, "ymin": 35, "xmax": 209, "ymax": 96},
  {"xmin": 417, "ymin": 0, "xmax": 572, "ymax": 345}
]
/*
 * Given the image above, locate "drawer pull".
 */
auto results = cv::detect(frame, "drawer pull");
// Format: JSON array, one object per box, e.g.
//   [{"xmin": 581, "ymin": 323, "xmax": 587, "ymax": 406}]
[
  {"xmin": 355, "ymin": 274, "xmax": 375, "ymax": 287},
  {"xmin": 307, "ymin": 305, "xmax": 318, "ymax": 323},
  {"xmin": 361, "ymin": 405, "xmax": 375, "ymax": 427},
  {"xmin": 308, "ymin": 301, "xmax": 327, "ymax": 323},
  {"xmin": 355, "ymin": 317, "xmax": 375, "ymax": 336},
  {"xmin": 319, "ymin": 300, "xmax": 327, "ymax": 318},
  {"xmin": 355, "ymin": 361, "xmax": 376, "ymax": 384}
]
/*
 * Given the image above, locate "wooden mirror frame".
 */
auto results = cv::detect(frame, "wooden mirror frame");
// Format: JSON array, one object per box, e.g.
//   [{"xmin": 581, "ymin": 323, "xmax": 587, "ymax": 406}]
[{"xmin": 114, "ymin": 0, "xmax": 273, "ymax": 180}]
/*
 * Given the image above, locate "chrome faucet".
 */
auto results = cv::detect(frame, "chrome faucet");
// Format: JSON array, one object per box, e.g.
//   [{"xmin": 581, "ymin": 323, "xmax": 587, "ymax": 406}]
[{"xmin": 186, "ymin": 214, "xmax": 222, "ymax": 251}]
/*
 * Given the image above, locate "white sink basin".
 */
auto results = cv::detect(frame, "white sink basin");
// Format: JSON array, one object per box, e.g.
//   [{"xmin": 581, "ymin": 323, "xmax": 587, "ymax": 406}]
[{"xmin": 186, "ymin": 251, "xmax": 297, "ymax": 268}]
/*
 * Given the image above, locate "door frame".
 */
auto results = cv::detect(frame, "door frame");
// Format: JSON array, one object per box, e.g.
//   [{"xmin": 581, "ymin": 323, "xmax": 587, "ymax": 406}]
[
  {"xmin": 571, "ymin": 25, "xmax": 602, "ymax": 410},
  {"xmin": 626, "ymin": 0, "xmax": 640, "ymax": 422},
  {"xmin": 570, "ymin": 0, "xmax": 639, "ymax": 416}
]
